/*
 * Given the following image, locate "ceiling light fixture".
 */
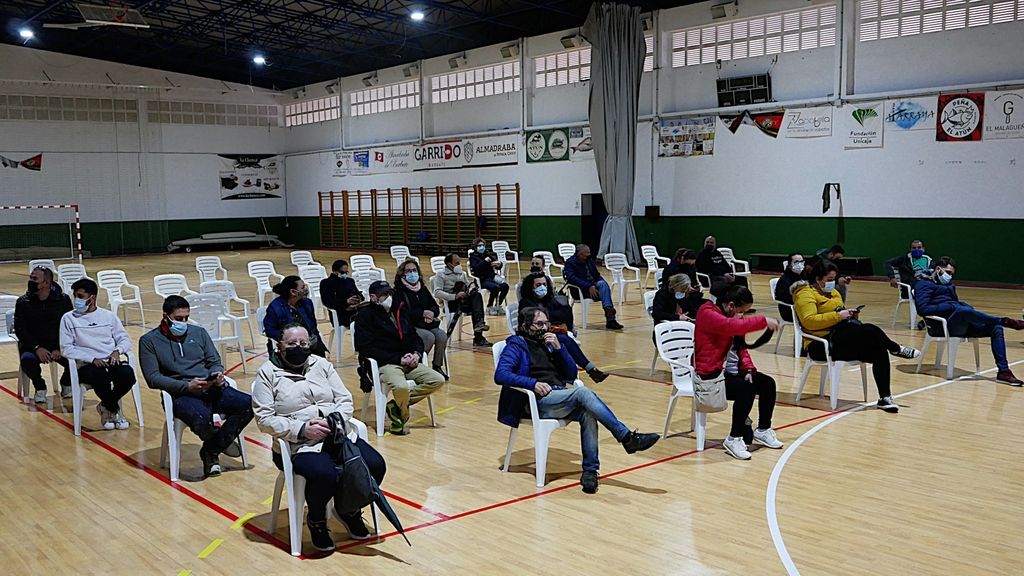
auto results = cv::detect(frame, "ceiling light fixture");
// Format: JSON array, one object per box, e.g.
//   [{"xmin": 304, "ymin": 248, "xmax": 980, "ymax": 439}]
[
  {"xmin": 410, "ymin": 10, "xmax": 425, "ymax": 21},
  {"xmin": 252, "ymin": 54, "xmax": 267, "ymax": 65},
  {"xmin": 18, "ymin": 27, "xmax": 34, "ymax": 40}
]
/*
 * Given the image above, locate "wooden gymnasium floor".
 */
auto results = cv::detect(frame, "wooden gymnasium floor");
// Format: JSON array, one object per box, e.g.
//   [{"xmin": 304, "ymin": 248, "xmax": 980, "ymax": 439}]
[{"xmin": 1, "ymin": 248, "xmax": 1022, "ymax": 575}]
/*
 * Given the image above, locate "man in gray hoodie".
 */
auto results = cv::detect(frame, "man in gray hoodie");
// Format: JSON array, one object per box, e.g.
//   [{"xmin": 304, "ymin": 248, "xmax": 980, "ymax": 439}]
[{"xmin": 139, "ymin": 295, "xmax": 253, "ymax": 478}]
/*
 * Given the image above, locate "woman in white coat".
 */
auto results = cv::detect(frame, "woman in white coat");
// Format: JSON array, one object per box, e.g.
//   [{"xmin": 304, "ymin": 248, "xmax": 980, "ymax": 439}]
[{"xmin": 252, "ymin": 323, "xmax": 386, "ymax": 552}]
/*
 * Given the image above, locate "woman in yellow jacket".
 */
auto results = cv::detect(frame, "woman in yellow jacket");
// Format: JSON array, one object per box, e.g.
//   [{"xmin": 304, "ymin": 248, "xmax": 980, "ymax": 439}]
[{"xmin": 792, "ymin": 260, "xmax": 920, "ymax": 412}]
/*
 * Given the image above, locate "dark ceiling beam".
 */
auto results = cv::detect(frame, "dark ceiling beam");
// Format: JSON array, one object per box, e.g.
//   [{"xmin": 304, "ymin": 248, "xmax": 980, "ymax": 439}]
[{"xmin": 22, "ymin": 0, "xmax": 73, "ymax": 24}]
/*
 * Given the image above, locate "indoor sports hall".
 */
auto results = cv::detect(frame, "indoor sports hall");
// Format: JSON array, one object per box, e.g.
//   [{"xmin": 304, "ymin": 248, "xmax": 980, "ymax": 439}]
[{"xmin": 0, "ymin": 1, "xmax": 1022, "ymax": 575}]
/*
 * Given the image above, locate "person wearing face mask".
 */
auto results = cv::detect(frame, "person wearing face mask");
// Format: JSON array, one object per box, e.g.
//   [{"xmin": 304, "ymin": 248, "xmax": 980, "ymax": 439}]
[
  {"xmin": 694, "ymin": 286, "xmax": 783, "ymax": 460},
  {"xmin": 813, "ymin": 244, "xmax": 852, "ymax": 301},
  {"xmin": 792, "ymin": 261, "xmax": 920, "ymax": 413},
  {"xmin": 394, "ymin": 259, "xmax": 448, "ymax": 379},
  {"xmin": 660, "ymin": 249, "xmax": 701, "ymax": 291},
  {"xmin": 913, "ymin": 257, "xmax": 1024, "ymax": 385},
  {"xmin": 58, "ymin": 278, "xmax": 135, "ymax": 430},
  {"xmin": 355, "ymin": 281, "xmax": 445, "ymax": 435},
  {"xmin": 434, "ymin": 252, "xmax": 491, "ymax": 347},
  {"xmin": 319, "ymin": 259, "xmax": 363, "ymax": 331},
  {"xmin": 14, "ymin": 266, "xmax": 74, "ymax": 403},
  {"xmin": 651, "ymin": 274, "xmax": 702, "ymax": 325},
  {"xmin": 252, "ymin": 324, "xmax": 386, "ymax": 551},
  {"xmin": 139, "ymin": 296, "xmax": 254, "ymax": 478},
  {"xmin": 528, "ymin": 255, "xmax": 548, "ymax": 277},
  {"xmin": 886, "ymin": 240, "xmax": 932, "ymax": 298},
  {"xmin": 774, "ymin": 253, "xmax": 805, "ymax": 322},
  {"xmin": 264, "ymin": 275, "xmax": 327, "ymax": 357},
  {"xmin": 695, "ymin": 235, "xmax": 749, "ymax": 290},
  {"xmin": 469, "ymin": 237, "xmax": 510, "ymax": 316},
  {"xmin": 517, "ymin": 272, "xmax": 609, "ymax": 382},
  {"xmin": 563, "ymin": 244, "xmax": 624, "ymax": 330},
  {"xmin": 495, "ymin": 307, "xmax": 660, "ymax": 494}
]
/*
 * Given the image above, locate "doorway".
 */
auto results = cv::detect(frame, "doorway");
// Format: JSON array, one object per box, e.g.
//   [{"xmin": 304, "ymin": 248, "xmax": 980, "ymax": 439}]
[{"xmin": 580, "ymin": 193, "xmax": 607, "ymax": 254}]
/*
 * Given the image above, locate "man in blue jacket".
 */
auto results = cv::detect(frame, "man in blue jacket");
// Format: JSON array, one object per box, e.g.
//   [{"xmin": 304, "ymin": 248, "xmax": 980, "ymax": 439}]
[
  {"xmin": 562, "ymin": 244, "xmax": 623, "ymax": 330},
  {"xmin": 914, "ymin": 257, "xmax": 1024, "ymax": 385},
  {"xmin": 494, "ymin": 306, "xmax": 659, "ymax": 494}
]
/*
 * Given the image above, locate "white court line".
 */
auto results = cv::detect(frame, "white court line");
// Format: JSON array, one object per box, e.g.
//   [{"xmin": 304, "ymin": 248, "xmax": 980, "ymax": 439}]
[{"xmin": 767, "ymin": 359, "xmax": 1024, "ymax": 576}]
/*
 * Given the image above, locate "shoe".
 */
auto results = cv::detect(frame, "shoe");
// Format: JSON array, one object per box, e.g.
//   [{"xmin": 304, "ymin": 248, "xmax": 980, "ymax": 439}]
[
  {"xmin": 113, "ymin": 411, "xmax": 130, "ymax": 430},
  {"xmin": 385, "ymin": 400, "xmax": 408, "ymax": 435},
  {"xmin": 587, "ymin": 368, "xmax": 609, "ymax": 383},
  {"xmin": 580, "ymin": 470, "xmax": 599, "ymax": 494},
  {"xmin": 877, "ymin": 396, "xmax": 900, "ymax": 413},
  {"xmin": 306, "ymin": 519, "xmax": 336, "ymax": 552},
  {"xmin": 200, "ymin": 448, "xmax": 222, "ymax": 477},
  {"xmin": 997, "ymin": 370, "xmax": 1023, "ymax": 386},
  {"xmin": 753, "ymin": 428, "xmax": 784, "ymax": 449},
  {"xmin": 621, "ymin": 430, "xmax": 660, "ymax": 454},
  {"xmin": 60, "ymin": 386, "xmax": 72, "ymax": 399},
  {"xmin": 33, "ymin": 389, "xmax": 47, "ymax": 404},
  {"xmin": 496, "ymin": 306, "xmax": 506, "ymax": 315},
  {"xmin": 473, "ymin": 321, "xmax": 490, "ymax": 332},
  {"xmin": 1000, "ymin": 317, "xmax": 1024, "ymax": 330},
  {"xmin": 433, "ymin": 365, "xmax": 449, "ymax": 381},
  {"xmin": 485, "ymin": 306, "xmax": 497, "ymax": 316},
  {"xmin": 605, "ymin": 319, "xmax": 624, "ymax": 330},
  {"xmin": 723, "ymin": 436, "xmax": 752, "ymax": 460},
  {"xmin": 742, "ymin": 417, "xmax": 754, "ymax": 445},
  {"xmin": 473, "ymin": 336, "xmax": 492, "ymax": 347},
  {"xmin": 96, "ymin": 404, "xmax": 115, "ymax": 430},
  {"xmin": 891, "ymin": 346, "xmax": 921, "ymax": 359},
  {"xmin": 223, "ymin": 438, "xmax": 242, "ymax": 458},
  {"xmin": 916, "ymin": 319, "xmax": 927, "ymax": 331},
  {"xmin": 338, "ymin": 512, "xmax": 371, "ymax": 541}
]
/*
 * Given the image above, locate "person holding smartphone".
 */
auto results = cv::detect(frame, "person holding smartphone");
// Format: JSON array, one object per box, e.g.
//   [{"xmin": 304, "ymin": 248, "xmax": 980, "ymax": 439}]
[{"xmin": 792, "ymin": 260, "xmax": 920, "ymax": 413}]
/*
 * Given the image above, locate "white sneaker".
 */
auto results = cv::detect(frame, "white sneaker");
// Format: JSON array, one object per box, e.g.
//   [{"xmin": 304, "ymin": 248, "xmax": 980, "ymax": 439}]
[
  {"xmin": 96, "ymin": 404, "xmax": 115, "ymax": 430},
  {"xmin": 892, "ymin": 346, "xmax": 921, "ymax": 359},
  {"xmin": 723, "ymin": 436, "xmax": 752, "ymax": 460},
  {"xmin": 33, "ymin": 390, "xmax": 47, "ymax": 404},
  {"xmin": 877, "ymin": 396, "xmax": 900, "ymax": 413},
  {"xmin": 60, "ymin": 386, "xmax": 73, "ymax": 399},
  {"xmin": 753, "ymin": 428, "xmax": 784, "ymax": 449},
  {"xmin": 113, "ymin": 411, "xmax": 130, "ymax": 430}
]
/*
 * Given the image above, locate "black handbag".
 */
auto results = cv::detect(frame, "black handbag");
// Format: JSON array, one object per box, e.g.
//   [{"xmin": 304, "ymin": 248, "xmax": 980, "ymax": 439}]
[{"xmin": 324, "ymin": 412, "xmax": 375, "ymax": 518}]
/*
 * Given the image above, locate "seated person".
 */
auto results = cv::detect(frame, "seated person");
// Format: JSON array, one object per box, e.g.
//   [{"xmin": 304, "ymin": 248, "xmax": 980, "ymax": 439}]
[
  {"xmin": 814, "ymin": 244, "xmax": 852, "ymax": 301},
  {"xmin": 694, "ymin": 286, "xmax": 783, "ymax": 460},
  {"xmin": 14, "ymin": 266, "xmax": 73, "ymax": 403},
  {"xmin": 59, "ymin": 278, "xmax": 136, "ymax": 430},
  {"xmin": 469, "ymin": 237, "xmax": 510, "ymax": 315},
  {"xmin": 774, "ymin": 253, "xmax": 805, "ymax": 322},
  {"xmin": 494, "ymin": 307, "xmax": 659, "ymax": 494},
  {"xmin": 319, "ymin": 259, "xmax": 362, "ymax": 329},
  {"xmin": 139, "ymin": 296, "xmax": 254, "ymax": 478},
  {"xmin": 252, "ymin": 324, "xmax": 385, "ymax": 551},
  {"xmin": 792, "ymin": 261, "xmax": 919, "ymax": 413},
  {"xmin": 914, "ymin": 257, "xmax": 1024, "ymax": 385},
  {"xmin": 660, "ymin": 249, "xmax": 700, "ymax": 291},
  {"xmin": 394, "ymin": 259, "xmax": 448, "ymax": 379},
  {"xmin": 264, "ymin": 276, "xmax": 326, "ymax": 357},
  {"xmin": 355, "ymin": 281, "xmax": 446, "ymax": 435},
  {"xmin": 518, "ymin": 272, "xmax": 608, "ymax": 383},
  {"xmin": 886, "ymin": 240, "xmax": 932, "ymax": 298},
  {"xmin": 528, "ymin": 255, "xmax": 548, "ymax": 277},
  {"xmin": 652, "ymin": 273, "xmax": 702, "ymax": 323},
  {"xmin": 434, "ymin": 253, "xmax": 491, "ymax": 347},
  {"xmin": 563, "ymin": 244, "xmax": 623, "ymax": 330},
  {"xmin": 696, "ymin": 236, "xmax": 749, "ymax": 289}
]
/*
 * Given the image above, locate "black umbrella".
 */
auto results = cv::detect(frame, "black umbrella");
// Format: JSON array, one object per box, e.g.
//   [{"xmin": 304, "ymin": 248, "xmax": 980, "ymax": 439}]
[{"xmin": 368, "ymin": 477, "xmax": 412, "ymax": 546}]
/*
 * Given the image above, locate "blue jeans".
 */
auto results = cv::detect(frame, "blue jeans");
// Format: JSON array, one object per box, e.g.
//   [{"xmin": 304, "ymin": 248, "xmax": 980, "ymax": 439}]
[
  {"xmin": 587, "ymin": 279, "xmax": 613, "ymax": 309},
  {"xmin": 559, "ymin": 334, "xmax": 593, "ymax": 371},
  {"xmin": 947, "ymin": 307, "xmax": 1008, "ymax": 371},
  {"xmin": 19, "ymin": 351, "xmax": 70, "ymax": 391},
  {"xmin": 480, "ymin": 279, "xmax": 509, "ymax": 306},
  {"xmin": 535, "ymin": 386, "xmax": 629, "ymax": 472},
  {"xmin": 172, "ymin": 385, "xmax": 254, "ymax": 455}
]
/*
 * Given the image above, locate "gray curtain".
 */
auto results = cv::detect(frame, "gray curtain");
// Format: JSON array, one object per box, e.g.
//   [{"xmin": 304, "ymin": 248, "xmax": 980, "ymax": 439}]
[{"xmin": 583, "ymin": 1, "xmax": 644, "ymax": 263}]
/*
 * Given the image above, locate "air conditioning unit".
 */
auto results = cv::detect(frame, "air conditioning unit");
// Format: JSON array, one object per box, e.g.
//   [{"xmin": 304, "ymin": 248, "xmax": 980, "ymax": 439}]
[
  {"xmin": 325, "ymin": 82, "xmax": 338, "ymax": 94},
  {"xmin": 402, "ymin": 64, "xmax": 419, "ymax": 78},
  {"xmin": 447, "ymin": 54, "xmax": 468, "ymax": 69},
  {"xmin": 560, "ymin": 34, "xmax": 586, "ymax": 49},
  {"xmin": 641, "ymin": 16, "xmax": 654, "ymax": 33},
  {"xmin": 716, "ymin": 73, "xmax": 771, "ymax": 108},
  {"xmin": 500, "ymin": 44, "xmax": 520, "ymax": 59},
  {"xmin": 711, "ymin": 1, "xmax": 739, "ymax": 20},
  {"xmin": 361, "ymin": 74, "xmax": 379, "ymax": 87}
]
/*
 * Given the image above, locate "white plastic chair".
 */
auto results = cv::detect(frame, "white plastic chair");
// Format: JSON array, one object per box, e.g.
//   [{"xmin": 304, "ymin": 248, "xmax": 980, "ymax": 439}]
[
  {"xmin": 769, "ymin": 278, "xmax": 800, "ymax": 358},
  {"xmin": 326, "ymin": 309, "xmax": 355, "ymax": 359},
  {"xmin": 718, "ymin": 248, "xmax": 751, "ymax": 277},
  {"xmin": 57, "ymin": 263, "xmax": 91, "ymax": 293},
  {"xmin": 504, "ymin": 301, "xmax": 520, "ymax": 334},
  {"xmin": 643, "ymin": 290, "xmax": 660, "ymax": 374},
  {"xmin": 556, "ymin": 243, "xmax": 575, "ymax": 274},
  {"xmin": 531, "ymin": 251, "xmax": 555, "ymax": 278},
  {"xmin": 350, "ymin": 255, "xmax": 386, "ymax": 279},
  {"xmin": 352, "ymin": 268, "xmax": 383, "ymax": 297},
  {"xmin": 794, "ymin": 322, "xmax": 869, "ymax": 410},
  {"xmin": 186, "ymin": 293, "xmax": 249, "ymax": 373},
  {"xmin": 269, "ymin": 418, "xmax": 377, "ymax": 556},
  {"xmin": 464, "ymin": 249, "xmax": 491, "ymax": 306},
  {"xmin": 360, "ymin": 357, "xmax": 436, "ymax": 437},
  {"xmin": 915, "ymin": 316, "xmax": 981, "ymax": 380},
  {"xmin": 158, "ymin": 376, "xmax": 249, "ymax": 482},
  {"xmin": 492, "ymin": 340, "xmax": 584, "ymax": 487},
  {"xmin": 390, "ymin": 245, "xmax": 420, "ymax": 268},
  {"xmin": 195, "ymin": 256, "xmax": 228, "ymax": 284},
  {"xmin": 696, "ymin": 272, "xmax": 711, "ymax": 292},
  {"xmin": 290, "ymin": 250, "xmax": 315, "ymax": 271},
  {"xmin": 641, "ymin": 245, "xmax": 670, "ymax": 289},
  {"xmin": 604, "ymin": 252, "xmax": 640, "ymax": 307},
  {"xmin": 200, "ymin": 280, "xmax": 256, "ymax": 348},
  {"xmin": 893, "ymin": 282, "xmax": 918, "ymax": 329},
  {"xmin": 29, "ymin": 259, "xmax": 59, "ymax": 285},
  {"xmin": 248, "ymin": 261, "xmax": 284, "ymax": 309},
  {"xmin": 297, "ymin": 264, "xmax": 329, "ymax": 320},
  {"xmin": 429, "ymin": 256, "xmax": 446, "ymax": 276},
  {"xmin": 654, "ymin": 322, "xmax": 701, "ymax": 443},
  {"xmin": 491, "ymin": 241, "xmax": 521, "ymax": 282},
  {"xmin": 96, "ymin": 270, "xmax": 145, "ymax": 325},
  {"xmin": 4, "ymin": 297, "xmax": 59, "ymax": 405},
  {"xmin": 256, "ymin": 306, "xmax": 275, "ymax": 354},
  {"xmin": 431, "ymin": 274, "xmax": 470, "ymax": 343},
  {"xmin": 69, "ymin": 350, "xmax": 145, "ymax": 436},
  {"xmin": 154, "ymin": 274, "xmax": 198, "ymax": 300}
]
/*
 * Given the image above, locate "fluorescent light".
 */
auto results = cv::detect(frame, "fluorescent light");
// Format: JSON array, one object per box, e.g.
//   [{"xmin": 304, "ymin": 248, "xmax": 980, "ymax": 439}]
[
  {"xmin": 18, "ymin": 28, "xmax": 34, "ymax": 39},
  {"xmin": 252, "ymin": 54, "xmax": 266, "ymax": 65},
  {"xmin": 410, "ymin": 10, "xmax": 425, "ymax": 21}
]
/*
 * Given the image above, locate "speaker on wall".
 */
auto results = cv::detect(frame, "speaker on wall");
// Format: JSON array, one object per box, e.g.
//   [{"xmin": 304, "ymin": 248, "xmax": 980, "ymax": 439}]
[{"xmin": 644, "ymin": 205, "xmax": 661, "ymax": 221}]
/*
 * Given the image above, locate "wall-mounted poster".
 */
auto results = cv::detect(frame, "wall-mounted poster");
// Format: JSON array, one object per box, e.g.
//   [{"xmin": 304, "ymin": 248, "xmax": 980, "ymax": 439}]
[
  {"xmin": 218, "ymin": 154, "xmax": 282, "ymax": 199},
  {"xmin": 843, "ymin": 102, "xmax": 884, "ymax": 149},
  {"xmin": 414, "ymin": 133, "xmax": 518, "ymax": 170},
  {"xmin": 568, "ymin": 126, "xmax": 593, "ymax": 161},
  {"xmin": 781, "ymin": 106, "xmax": 833, "ymax": 138},
  {"xmin": 658, "ymin": 116, "xmax": 715, "ymax": 157},
  {"xmin": 983, "ymin": 90, "xmax": 1024, "ymax": 140},
  {"xmin": 525, "ymin": 129, "xmax": 570, "ymax": 163},
  {"xmin": 883, "ymin": 97, "xmax": 937, "ymax": 131},
  {"xmin": 331, "ymin": 151, "xmax": 347, "ymax": 177},
  {"xmin": 370, "ymin": 145, "xmax": 416, "ymax": 172},
  {"xmin": 936, "ymin": 93, "xmax": 984, "ymax": 142}
]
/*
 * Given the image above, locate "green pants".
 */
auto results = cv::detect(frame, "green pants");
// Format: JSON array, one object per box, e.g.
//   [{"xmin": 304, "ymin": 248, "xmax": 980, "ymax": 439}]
[{"xmin": 378, "ymin": 362, "xmax": 445, "ymax": 420}]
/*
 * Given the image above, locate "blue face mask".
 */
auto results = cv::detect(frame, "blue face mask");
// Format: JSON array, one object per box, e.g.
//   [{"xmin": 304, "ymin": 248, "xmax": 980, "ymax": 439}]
[
  {"xmin": 911, "ymin": 249, "xmax": 925, "ymax": 259},
  {"xmin": 674, "ymin": 292, "xmax": 685, "ymax": 300},
  {"xmin": 938, "ymin": 272, "xmax": 952, "ymax": 285},
  {"xmin": 476, "ymin": 246, "xmax": 486, "ymax": 253},
  {"xmin": 169, "ymin": 320, "xmax": 188, "ymax": 337},
  {"xmin": 823, "ymin": 280, "xmax": 836, "ymax": 293},
  {"xmin": 405, "ymin": 271, "xmax": 420, "ymax": 284},
  {"xmin": 73, "ymin": 297, "xmax": 90, "ymax": 315},
  {"xmin": 533, "ymin": 285, "xmax": 548, "ymax": 298}
]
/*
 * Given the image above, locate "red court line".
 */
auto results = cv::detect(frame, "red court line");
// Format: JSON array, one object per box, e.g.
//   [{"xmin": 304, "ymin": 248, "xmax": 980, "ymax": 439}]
[
  {"xmin": 0, "ymin": 383, "xmax": 294, "ymax": 556},
  {"xmin": 612, "ymin": 372, "xmax": 838, "ymax": 414}
]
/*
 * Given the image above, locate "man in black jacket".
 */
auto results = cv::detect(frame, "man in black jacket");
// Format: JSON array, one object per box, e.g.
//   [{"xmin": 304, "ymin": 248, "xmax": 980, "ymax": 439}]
[
  {"xmin": 354, "ymin": 280, "xmax": 445, "ymax": 435},
  {"xmin": 660, "ymin": 249, "xmax": 700, "ymax": 290},
  {"xmin": 14, "ymin": 266, "xmax": 73, "ymax": 403},
  {"xmin": 319, "ymin": 259, "xmax": 362, "ymax": 328},
  {"xmin": 696, "ymin": 236, "xmax": 748, "ymax": 289},
  {"xmin": 773, "ymin": 253, "xmax": 805, "ymax": 322},
  {"xmin": 885, "ymin": 240, "xmax": 932, "ymax": 297}
]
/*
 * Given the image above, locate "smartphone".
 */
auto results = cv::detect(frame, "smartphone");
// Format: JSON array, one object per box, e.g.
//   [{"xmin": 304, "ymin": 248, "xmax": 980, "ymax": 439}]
[
  {"xmin": 855, "ymin": 305, "xmax": 866, "ymax": 311},
  {"xmin": 206, "ymin": 371, "xmax": 222, "ymax": 382}
]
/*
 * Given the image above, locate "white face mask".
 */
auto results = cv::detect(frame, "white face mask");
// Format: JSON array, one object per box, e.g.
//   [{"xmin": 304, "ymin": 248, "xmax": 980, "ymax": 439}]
[
  {"xmin": 379, "ymin": 295, "xmax": 393, "ymax": 311},
  {"xmin": 791, "ymin": 261, "xmax": 804, "ymax": 274}
]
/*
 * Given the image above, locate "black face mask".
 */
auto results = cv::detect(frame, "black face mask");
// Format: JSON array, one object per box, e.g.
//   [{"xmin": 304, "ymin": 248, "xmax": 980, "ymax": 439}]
[
  {"xmin": 283, "ymin": 346, "xmax": 312, "ymax": 366},
  {"xmin": 27, "ymin": 280, "xmax": 39, "ymax": 294},
  {"xmin": 530, "ymin": 266, "xmax": 542, "ymax": 274}
]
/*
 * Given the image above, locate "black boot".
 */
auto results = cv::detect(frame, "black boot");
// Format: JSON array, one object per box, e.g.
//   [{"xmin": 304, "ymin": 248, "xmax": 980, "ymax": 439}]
[
  {"xmin": 621, "ymin": 430, "xmax": 660, "ymax": 454},
  {"xmin": 580, "ymin": 470, "xmax": 599, "ymax": 494},
  {"xmin": 306, "ymin": 518, "xmax": 335, "ymax": 551},
  {"xmin": 587, "ymin": 367, "xmax": 610, "ymax": 383},
  {"xmin": 604, "ymin": 307, "xmax": 624, "ymax": 330}
]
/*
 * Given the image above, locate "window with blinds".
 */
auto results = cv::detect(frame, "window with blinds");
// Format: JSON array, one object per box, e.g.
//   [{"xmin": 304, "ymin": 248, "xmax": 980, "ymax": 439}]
[
  {"xmin": 858, "ymin": 0, "xmax": 1023, "ymax": 42},
  {"xmin": 285, "ymin": 96, "xmax": 338, "ymax": 127},
  {"xmin": 429, "ymin": 62, "xmax": 522, "ymax": 104},
  {"xmin": 534, "ymin": 35, "xmax": 655, "ymax": 89},
  {"xmin": 349, "ymin": 81, "xmax": 420, "ymax": 117}
]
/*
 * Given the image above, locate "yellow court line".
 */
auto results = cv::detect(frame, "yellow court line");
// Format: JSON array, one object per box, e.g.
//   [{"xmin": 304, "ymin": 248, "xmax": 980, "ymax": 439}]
[
  {"xmin": 261, "ymin": 495, "xmax": 274, "ymax": 506},
  {"xmin": 197, "ymin": 539, "xmax": 224, "ymax": 559},
  {"xmin": 408, "ymin": 416, "xmax": 428, "ymax": 425},
  {"xmin": 176, "ymin": 570, "xmax": 192, "ymax": 576},
  {"xmin": 231, "ymin": 512, "xmax": 255, "ymax": 529},
  {"xmin": 463, "ymin": 397, "xmax": 483, "ymax": 404},
  {"xmin": 435, "ymin": 406, "xmax": 456, "ymax": 415}
]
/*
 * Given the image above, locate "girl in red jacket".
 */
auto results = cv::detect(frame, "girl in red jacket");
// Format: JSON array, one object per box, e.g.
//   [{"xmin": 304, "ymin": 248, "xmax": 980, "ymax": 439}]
[{"xmin": 694, "ymin": 285, "xmax": 782, "ymax": 460}]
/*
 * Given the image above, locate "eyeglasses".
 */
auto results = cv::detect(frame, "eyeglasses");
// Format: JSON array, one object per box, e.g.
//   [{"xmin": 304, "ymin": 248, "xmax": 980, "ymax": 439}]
[
  {"xmin": 531, "ymin": 320, "xmax": 550, "ymax": 328},
  {"xmin": 283, "ymin": 343, "xmax": 310, "ymax": 349}
]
